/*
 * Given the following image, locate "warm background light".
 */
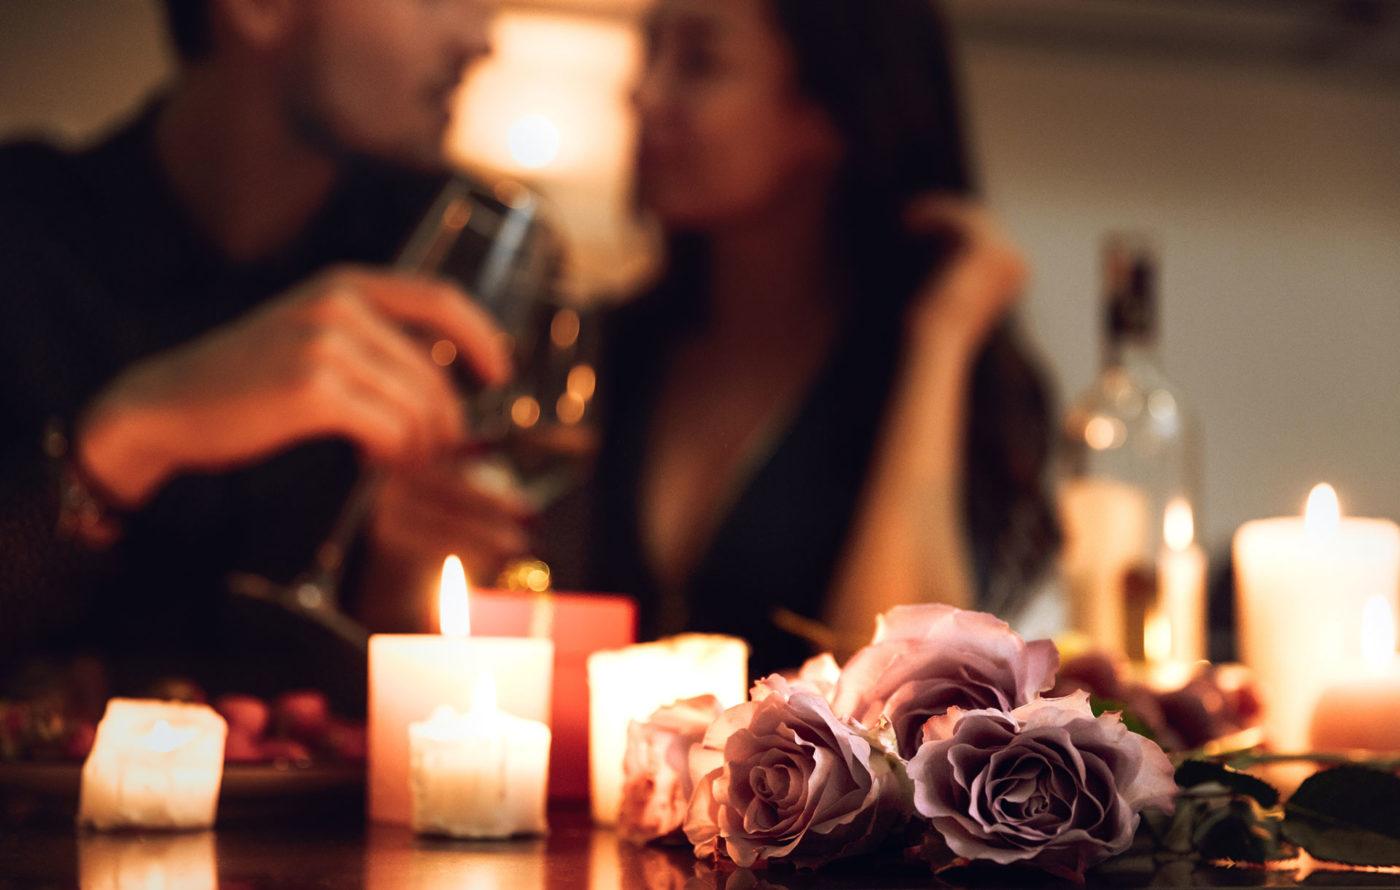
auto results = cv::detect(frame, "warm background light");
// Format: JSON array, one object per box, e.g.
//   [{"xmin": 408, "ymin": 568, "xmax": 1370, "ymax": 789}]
[{"xmin": 448, "ymin": 9, "xmax": 654, "ymax": 302}]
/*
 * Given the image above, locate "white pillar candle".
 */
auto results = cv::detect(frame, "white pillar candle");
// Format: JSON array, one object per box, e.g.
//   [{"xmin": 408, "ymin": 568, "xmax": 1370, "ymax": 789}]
[
  {"xmin": 1148, "ymin": 497, "xmax": 1208, "ymax": 665},
  {"xmin": 1235, "ymin": 484, "xmax": 1400, "ymax": 752},
  {"xmin": 587, "ymin": 634, "xmax": 747, "ymax": 825},
  {"xmin": 369, "ymin": 557, "xmax": 554, "ymax": 825},
  {"xmin": 1311, "ymin": 595, "xmax": 1400, "ymax": 753},
  {"xmin": 409, "ymin": 672, "xmax": 551, "ymax": 839},
  {"xmin": 78, "ymin": 699, "xmax": 227, "ymax": 831}
]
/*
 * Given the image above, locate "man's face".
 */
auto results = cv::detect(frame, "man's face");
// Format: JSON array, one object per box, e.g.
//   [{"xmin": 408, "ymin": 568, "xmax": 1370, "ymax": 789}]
[{"xmin": 288, "ymin": 0, "xmax": 495, "ymax": 170}]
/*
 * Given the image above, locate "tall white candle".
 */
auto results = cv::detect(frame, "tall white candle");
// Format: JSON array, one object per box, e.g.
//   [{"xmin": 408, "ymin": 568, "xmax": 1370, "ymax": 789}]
[
  {"xmin": 78, "ymin": 699, "xmax": 227, "ymax": 831},
  {"xmin": 369, "ymin": 557, "xmax": 553, "ymax": 825},
  {"xmin": 1235, "ymin": 484, "xmax": 1400, "ymax": 751},
  {"xmin": 587, "ymin": 635, "xmax": 747, "ymax": 825},
  {"xmin": 1150, "ymin": 497, "xmax": 1208, "ymax": 665},
  {"xmin": 409, "ymin": 672, "xmax": 550, "ymax": 839}
]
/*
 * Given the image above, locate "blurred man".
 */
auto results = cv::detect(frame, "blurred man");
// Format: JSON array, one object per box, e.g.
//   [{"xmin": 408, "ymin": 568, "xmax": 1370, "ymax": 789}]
[{"xmin": 0, "ymin": 0, "xmax": 529, "ymax": 704}]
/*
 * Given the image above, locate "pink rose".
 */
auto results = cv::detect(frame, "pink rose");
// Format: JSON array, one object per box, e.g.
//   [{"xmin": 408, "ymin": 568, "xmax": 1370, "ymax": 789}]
[
  {"xmin": 780, "ymin": 653, "xmax": 840, "ymax": 702},
  {"xmin": 620, "ymin": 696, "xmax": 725, "ymax": 844},
  {"xmin": 909, "ymin": 692, "xmax": 1177, "ymax": 877},
  {"xmin": 684, "ymin": 676, "xmax": 911, "ymax": 869},
  {"xmin": 831, "ymin": 604, "xmax": 1059, "ymax": 758}
]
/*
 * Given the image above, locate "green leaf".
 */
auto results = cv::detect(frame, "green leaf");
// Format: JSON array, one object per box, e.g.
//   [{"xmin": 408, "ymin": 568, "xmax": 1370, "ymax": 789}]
[
  {"xmin": 1282, "ymin": 765, "xmax": 1400, "ymax": 866},
  {"xmin": 1174, "ymin": 760, "xmax": 1280, "ymax": 808}
]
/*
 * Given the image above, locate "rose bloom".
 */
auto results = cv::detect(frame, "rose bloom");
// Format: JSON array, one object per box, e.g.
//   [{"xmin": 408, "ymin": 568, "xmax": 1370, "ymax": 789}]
[
  {"xmin": 908, "ymin": 692, "xmax": 1177, "ymax": 876},
  {"xmin": 619, "ymin": 696, "xmax": 725, "ymax": 844},
  {"xmin": 831, "ymin": 604, "xmax": 1059, "ymax": 759},
  {"xmin": 684, "ymin": 676, "xmax": 911, "ymax": 869}
]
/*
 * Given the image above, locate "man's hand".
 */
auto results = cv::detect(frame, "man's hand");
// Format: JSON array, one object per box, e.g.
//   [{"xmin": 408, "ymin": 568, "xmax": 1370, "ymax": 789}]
[
  {"xmin": 76, "ymin": 266, "xmax": 510, "ymax": 507},
  {"xmin": 370, "ymin": 458, "xmax": 535, "ymax": 590}
]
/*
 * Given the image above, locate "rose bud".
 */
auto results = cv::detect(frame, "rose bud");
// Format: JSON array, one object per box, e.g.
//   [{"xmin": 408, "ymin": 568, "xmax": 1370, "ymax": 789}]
[
  {"xmin": 1051, "ymin": 652, "xmax": 1123, "ymax": 701},
  {"xmin": 215, "ymin": 694, "xmax": 270, "ymax": 739},
  {"xmin": 274, "ymin": 690, "xmax": 329, "ymax": 742}
]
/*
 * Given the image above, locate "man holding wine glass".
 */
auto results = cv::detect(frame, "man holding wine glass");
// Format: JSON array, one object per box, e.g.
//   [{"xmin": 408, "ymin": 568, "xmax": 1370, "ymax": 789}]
[{"xmin": 0, "ymin": 0, "xmax": 537, "ymax": 699}]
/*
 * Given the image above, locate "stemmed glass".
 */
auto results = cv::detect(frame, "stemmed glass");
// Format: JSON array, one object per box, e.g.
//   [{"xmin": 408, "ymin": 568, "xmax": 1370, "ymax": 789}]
[{"xmin": 228, "ymin": 177, "xmax": 598, "ymax": 649}]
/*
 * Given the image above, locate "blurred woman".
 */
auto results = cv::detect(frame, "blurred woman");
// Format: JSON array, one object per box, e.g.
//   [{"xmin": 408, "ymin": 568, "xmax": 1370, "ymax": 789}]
[{"xmin": 587, "ymin": 0, "xmax": 1059, "ymax": 673}]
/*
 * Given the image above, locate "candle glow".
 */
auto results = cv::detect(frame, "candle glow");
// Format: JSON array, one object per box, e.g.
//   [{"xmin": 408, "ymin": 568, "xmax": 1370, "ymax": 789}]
[{"xmin": 439, "ymin": 555, "xmax": 471, "ymax": 638}]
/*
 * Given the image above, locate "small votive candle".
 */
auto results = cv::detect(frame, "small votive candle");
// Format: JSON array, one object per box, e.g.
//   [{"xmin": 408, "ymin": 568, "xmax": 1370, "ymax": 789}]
[
  {"xmin": 587, "ymin": 634, "xmax": 748, "ymax": 825},
  {"xmin": 409, "ymin": 672, "xmax": 550, "ymax": 839},
  {"xmin": 78, "ymin": 699, "xmax": 228, "ymax": 831}
]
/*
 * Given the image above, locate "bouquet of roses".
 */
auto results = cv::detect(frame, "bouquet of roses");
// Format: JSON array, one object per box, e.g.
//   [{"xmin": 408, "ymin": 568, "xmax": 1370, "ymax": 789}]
[{"xmin": 617, "ymin": 604, "xmax": 1177, "ymax": 880}]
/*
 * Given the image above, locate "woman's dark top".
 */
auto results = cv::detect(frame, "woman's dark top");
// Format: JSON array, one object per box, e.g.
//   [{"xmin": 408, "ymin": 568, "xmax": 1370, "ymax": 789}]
[
  {"xmin": 0, "ymin": 103, "xmax": 441, "ymax": 704},
  {"xmin": 588, "ymin": 296, "xmax": 907, "ymax": 677}
]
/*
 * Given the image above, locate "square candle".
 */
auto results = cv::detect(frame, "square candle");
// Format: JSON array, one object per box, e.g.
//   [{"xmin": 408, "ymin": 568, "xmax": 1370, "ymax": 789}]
[
  {"xmin": 587, "ymin": 635, "xmax": 748, "ymax": 824},
  {"xmin": 78, "ymin": 699, "xmax": 228, "ymax": 831}
]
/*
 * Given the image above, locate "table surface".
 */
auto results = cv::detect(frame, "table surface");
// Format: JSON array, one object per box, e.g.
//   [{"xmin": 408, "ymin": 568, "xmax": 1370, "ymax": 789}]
[{"xmin": 3, "ymin": 805, "xmax": 1400, "ymax": 890}]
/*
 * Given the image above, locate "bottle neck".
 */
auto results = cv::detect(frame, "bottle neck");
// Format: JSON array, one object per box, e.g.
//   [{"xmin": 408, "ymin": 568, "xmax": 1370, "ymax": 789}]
[{"xmin": 1104, "ymin": 333, "xmax": 1161, "ymax": 373}]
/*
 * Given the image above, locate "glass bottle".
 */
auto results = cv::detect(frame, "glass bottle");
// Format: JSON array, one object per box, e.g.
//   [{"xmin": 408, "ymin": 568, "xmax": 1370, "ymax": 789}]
[{"xmin": 1060, "ymin": 234, "xmax": 1205, "ymax": 667}]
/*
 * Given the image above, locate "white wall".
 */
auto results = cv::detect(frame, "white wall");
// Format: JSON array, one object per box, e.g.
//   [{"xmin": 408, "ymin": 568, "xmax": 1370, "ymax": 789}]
[
  {"xmin": 3, "ymin": 0, "xmax": 1397, "ymax": 554},
  {"xmin": 961, "ymin": 43, "xmax": 1400, "ymax": 551}
]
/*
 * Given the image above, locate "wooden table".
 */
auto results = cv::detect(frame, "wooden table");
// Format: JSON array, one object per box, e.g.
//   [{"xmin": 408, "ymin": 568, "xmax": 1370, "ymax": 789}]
[{"xmin": 3, "ymin": 805, "xmax": 1399, "ymax": 889}]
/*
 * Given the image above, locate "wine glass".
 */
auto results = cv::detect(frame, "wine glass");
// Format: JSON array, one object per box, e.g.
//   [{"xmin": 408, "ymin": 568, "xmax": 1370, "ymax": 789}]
[{"xmin": 228, "ymin": 176, "xmax": 597, "ymax": 643}]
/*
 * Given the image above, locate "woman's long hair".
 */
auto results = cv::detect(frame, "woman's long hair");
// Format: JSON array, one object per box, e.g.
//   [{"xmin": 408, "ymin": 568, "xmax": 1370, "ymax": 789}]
[{"xmin": 645, "ymin": 0, "xmax": 1060, "ymax": 616}]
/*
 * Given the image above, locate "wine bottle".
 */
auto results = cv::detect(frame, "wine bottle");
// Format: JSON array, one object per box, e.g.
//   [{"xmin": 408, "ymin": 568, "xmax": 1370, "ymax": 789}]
[{"xmin": 1060, "ymin": 234, "xmax": 1205, "ymax": 667}]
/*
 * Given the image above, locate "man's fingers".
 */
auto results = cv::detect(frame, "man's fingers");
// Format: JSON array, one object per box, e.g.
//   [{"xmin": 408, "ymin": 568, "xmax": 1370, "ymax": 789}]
[
  {"xmin": 342, "ymin": 270, "xmax": 512, "ymax": 387},
  {"xmin": 334, "ymin": 296, "xmax": 464, "ymax": 444}
]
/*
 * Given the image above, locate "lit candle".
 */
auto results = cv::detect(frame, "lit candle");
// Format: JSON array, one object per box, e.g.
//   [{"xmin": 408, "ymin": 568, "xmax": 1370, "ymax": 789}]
[
  {"xmin": 586, "ymin": 635, "xmax": 747, "ymax": 825},
  {"xmin": 1234, "ymin": 484, "xmax": 1400, "ymax": 751},
  {"xmin": 1150, "ymin": 497, "xmax": 1208, "ymax": 666},
  {"xmin": 77, "ymin": 699, "xmax": 227, "ymax": 831},
  {"xmin": 1311, "ymin": 595, "xmax": 1400, "ymax": 753},
  {"xmin": 369, "ymin": 556, "xmax": 554, "ymax": 825},
  {"xmin": 409, "ymin": 670, "xmax": 551, "ymax": 839}
]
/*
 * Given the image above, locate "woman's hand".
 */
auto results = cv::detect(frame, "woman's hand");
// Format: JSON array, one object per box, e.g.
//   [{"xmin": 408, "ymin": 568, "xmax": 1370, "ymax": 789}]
[
  {"xmin": 76, "ymin": 266, "xmax": 510, "ymax": 508},
  {"xmin": 905, "ymin": 196, "xmax": 1028, "ymax": 353}
]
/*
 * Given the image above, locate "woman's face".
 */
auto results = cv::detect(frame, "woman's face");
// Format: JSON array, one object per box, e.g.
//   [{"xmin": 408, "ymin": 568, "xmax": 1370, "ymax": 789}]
[{"xmin": 633, "ymin": 0, "xmax": 842, "ymax": 229}]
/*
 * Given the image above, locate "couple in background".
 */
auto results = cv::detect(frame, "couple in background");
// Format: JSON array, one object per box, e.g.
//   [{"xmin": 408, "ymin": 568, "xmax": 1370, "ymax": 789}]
[{"xmin": 0, "ymin": 0, "xmax": 1056, "ymax": 693}]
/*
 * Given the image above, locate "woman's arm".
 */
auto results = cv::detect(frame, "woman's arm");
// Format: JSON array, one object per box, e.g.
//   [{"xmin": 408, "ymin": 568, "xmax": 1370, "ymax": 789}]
[{"xmin": 824, "ymin": 200, "xmax": 1028, "ymax": 653}]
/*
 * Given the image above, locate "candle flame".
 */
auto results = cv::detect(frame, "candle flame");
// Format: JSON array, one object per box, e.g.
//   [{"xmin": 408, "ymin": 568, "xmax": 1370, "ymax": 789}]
[
  {"xmin": 141, "ymin": 719, "xmax": 198, "ymax": 755},
  {"xmin": 471, "ymin": 670, "xmax": 498, "ymax": 717},
  {"xmin": 1303, "ymin": 483, "xmax": 1341, "ymax": 538},
  {"xmin": 1144, "ymin": 609, "xmax": 1173, "ymax": 665},
  {"xmin": 439, "ymin": 555, "xmax": 471, "ymax": 638},
  {"xmin": 1163, "ymin": 498, "xmax": 1195, "ymax": 552},
  {"xmin": 1361, "ymin": 596, "xmax": 1398, "ymax": 670}
]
